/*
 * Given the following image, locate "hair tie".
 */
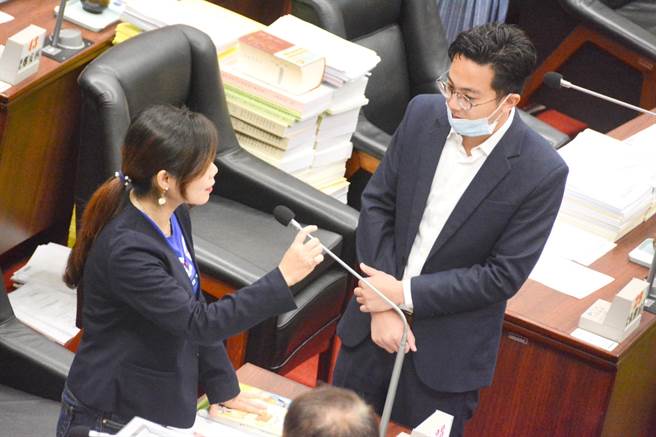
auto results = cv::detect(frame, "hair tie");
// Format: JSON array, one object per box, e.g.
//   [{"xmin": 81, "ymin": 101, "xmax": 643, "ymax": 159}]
[{"xmin": 114, "ymin": 171, "xmax": 132, "ymax": 189}]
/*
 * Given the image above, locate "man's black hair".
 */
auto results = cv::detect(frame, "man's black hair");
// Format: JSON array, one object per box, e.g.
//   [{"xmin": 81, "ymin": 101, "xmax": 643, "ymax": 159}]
[{"xmin": 448, "ymin": 23, "xmax": 537, "ymax": 96}]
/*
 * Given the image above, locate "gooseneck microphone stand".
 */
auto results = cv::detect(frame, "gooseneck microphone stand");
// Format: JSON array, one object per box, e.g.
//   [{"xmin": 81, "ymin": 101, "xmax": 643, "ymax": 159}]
[{"xmin": 273, "ymin": 206, "xmax": 408, "ymax": 437}]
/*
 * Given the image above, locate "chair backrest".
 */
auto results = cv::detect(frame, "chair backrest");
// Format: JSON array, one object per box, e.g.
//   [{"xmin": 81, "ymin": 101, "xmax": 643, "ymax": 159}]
[
  {"xmin": 75, "ymin": 25, "xmax": 238, "ymax": 215},
  {"xmin": 0, "ymin": 271, "xmax": 14, "ymax": 325},
  {"xmin": 292, "ymin": 0, "xmax": 450, "ymax": 134}
]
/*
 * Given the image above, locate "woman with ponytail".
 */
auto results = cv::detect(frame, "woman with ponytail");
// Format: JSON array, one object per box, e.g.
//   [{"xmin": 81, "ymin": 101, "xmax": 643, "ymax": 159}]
[{"xmin": 56, "ymin": 105, "xmax": 324, "ymax": 436}]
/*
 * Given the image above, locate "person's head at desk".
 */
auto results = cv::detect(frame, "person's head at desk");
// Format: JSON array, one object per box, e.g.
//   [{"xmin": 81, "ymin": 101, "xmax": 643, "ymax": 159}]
[{"xmin": 282, "ymin": 386, "xmax": 378, "ymax": 437}]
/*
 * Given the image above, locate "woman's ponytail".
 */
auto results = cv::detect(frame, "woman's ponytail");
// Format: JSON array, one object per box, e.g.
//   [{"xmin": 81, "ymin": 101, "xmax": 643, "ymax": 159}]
[{"xmin": 63, "ymin": 173, "xmax": 130, "ymax": 288}]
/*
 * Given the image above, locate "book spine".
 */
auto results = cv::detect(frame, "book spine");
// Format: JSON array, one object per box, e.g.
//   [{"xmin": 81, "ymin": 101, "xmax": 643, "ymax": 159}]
[
  {"xmin": 231, "ymin": 117, "xmax": 292, "ymax": 150},
  {"xmin": 222, "ymin": 69, "xmax": 304, "ymax": 112},
  {"xmin": 225, "ymin": 88, "xmax": 298, "ymax": 124},
  {"xmin": 227, "ymin": 100, "xmax": 289, "ymax": 136},
  {"xmin": 224, "ymin": 84, "xmax": 301, "ymax": 119},
  {"xmin": 236, "ymin": 132, "xmax": 287, "ymax": 159}
]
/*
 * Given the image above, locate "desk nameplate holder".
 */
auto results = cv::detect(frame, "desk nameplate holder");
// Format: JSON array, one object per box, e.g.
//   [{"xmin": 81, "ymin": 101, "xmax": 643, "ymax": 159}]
[
  {"xmin": 0, "ymin": 25, "xmax": 46, "ymax": 87},
  {"xmin": 579, "ymin": 278, "xmax": 648, "ymax": 342},
  {"xmin": 628, "ymin": 237, "xmax": 656, "ymax": 314}
]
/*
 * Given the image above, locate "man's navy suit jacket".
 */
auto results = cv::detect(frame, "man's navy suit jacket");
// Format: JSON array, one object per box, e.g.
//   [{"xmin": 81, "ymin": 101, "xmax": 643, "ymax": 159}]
[
  {"xmin": 338, "ymin": 94, "xmax": 568, "ymax": 393},
  {"xmin": 66, "ymin": 202, "xmax": 295, "ymax": 427}
]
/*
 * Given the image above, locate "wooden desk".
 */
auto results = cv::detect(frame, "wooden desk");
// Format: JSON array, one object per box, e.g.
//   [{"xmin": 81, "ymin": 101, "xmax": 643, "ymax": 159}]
[
  {"xmin": 0, "ymin": 1, "xmax": 115, "ymax": 259},
  {"xmin": 236, "ymin": 363, "xmax": 410, "ymax": 436},
  {"xmin": 465, "ymin": 115, "xmax": 656, "ymax": 436}
]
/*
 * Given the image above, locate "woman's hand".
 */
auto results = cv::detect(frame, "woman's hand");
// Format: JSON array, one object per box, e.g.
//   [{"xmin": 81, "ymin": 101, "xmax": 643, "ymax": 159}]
[
  {"xmin": 278, "ymin": 225, "xmax": 324, "ymax": 287},
  {"xmin": 209, "ymin": 391, "xmax": 271, "ymax": 420}
]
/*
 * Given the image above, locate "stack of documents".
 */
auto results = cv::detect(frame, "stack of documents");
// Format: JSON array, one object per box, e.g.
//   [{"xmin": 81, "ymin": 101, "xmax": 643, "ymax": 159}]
[
  {"xmin": 266, "ymin": 15, "xmax": 380, "ymax": 203},
  {"xmin": 529, "ymin": 126, "xmax": 656, "ymax": 299},
  {"xmin": 121, "ymin": 0, "xmax": 264, "ymax": 55},
  {"xmin": 557, "ymin": 128, "xmax": 656, "ymax": 242},
  {"xmin": 267, "ymin": 15, "xmax": 380, "ymax": 87},
  {"xmin": 9, "ymin": 243, "xmax": 79, "ymax": 345}
]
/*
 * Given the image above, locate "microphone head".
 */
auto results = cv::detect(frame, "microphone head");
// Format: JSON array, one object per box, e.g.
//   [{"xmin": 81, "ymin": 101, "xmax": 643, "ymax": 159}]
[
  {"xmin": 543, "ymin": 72, "xmax": 563, "ymax": 89},
  {"xmin": 273, "ymin": 205, "xmax": 295, "ymax": 227},
  {"xmin": 69, "ymin": 426, "xmax": 91, "ymax": 437}
]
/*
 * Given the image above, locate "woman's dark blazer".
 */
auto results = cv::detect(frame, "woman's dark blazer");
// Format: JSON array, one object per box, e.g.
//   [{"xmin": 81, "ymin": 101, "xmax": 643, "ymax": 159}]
[{"xmin": 66, "ymin": 202, "xmax": 295, "ymax": 427}]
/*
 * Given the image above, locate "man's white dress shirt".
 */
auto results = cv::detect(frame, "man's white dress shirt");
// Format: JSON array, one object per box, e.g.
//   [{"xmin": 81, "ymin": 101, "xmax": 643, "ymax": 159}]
[{"xmin": 401, "ymin": 108, "xmax": 515, "ymax": 310}]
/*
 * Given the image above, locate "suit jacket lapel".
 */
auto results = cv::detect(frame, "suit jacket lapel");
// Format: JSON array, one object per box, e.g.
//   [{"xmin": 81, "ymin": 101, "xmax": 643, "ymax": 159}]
[
  {"xmin": 402, "ymin": 122, "xmax": 450, "ymax": 263},
  {"xmin": 427, "ymin": 112, "xmax": 525, "ymax": 260},
  {"xmin": 127, "ymin": 203, "xmax": 196, "ymax": 297}
]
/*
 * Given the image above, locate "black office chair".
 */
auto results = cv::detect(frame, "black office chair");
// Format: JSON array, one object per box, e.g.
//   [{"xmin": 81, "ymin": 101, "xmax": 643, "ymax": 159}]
[
  {"xmin": 292, "ymin": 0, "xmax": 570, "ymax": 165},
  {"xmin": 75, "ymin": 25, "xmax": 357, "ymax": 379},
  {"xmin": 523, "ymin": 0, "xmax": 656, "ymax": 112},
  {"xmin": 0, "ymin": 272, "xmax": 74, "ymax": 436}
]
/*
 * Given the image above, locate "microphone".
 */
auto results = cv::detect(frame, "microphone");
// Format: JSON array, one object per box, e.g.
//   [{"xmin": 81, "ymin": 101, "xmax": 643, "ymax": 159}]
[
  {"xmin": 273, "ymin": 205, "xmax": 408, "ymax": 437},
  {"xmin": 69, "ymin": 426, "xmax": 113, "ymax": 437},
  {"xmin": 543, "ymin": 72, "xmax": 656, "ymax": 116}
]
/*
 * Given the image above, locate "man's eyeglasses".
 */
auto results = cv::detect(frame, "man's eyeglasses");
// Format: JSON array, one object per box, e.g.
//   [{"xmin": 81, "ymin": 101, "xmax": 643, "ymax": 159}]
[{"xmin": 436, "ymin": 76, "xmax": 499, "ymax": 112}]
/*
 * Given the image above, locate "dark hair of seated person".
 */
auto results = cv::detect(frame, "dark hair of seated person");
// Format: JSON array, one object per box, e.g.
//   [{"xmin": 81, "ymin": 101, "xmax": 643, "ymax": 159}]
[
  {"xmin": 283, "ymin": 386, "xmax": 378, "ymax": 437},
  {"xmin": 63, "ymin": 104, "xmax": 218, "ymax": 323}
]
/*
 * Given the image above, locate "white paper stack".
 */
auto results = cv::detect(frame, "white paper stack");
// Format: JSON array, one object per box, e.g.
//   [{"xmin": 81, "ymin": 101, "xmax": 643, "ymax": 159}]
[
  {"xmin": 268, "ymin": 15, "xmax": 380, "ymax": 87},
  {"xmin": 121, "ymin": 0, "xmax": 264, "ymax": 55},
  {"xmin": 557, "ymin": 128, "xmax": 656, "ymax": 242},
  {"xmin": 9, "ymin": 243, "xmax": 79, "ymax": 345}
]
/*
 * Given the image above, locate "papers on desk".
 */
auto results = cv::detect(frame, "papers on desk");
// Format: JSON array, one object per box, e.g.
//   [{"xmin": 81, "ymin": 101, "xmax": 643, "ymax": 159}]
[
  {"xmin": 11, "ymin": 242, "xmax": 71, "ymax": 285},
  {"xmin": 121, "ymin": 0, "xmax": 264, "ymax": 55},
  {"xmin": 8, "ymin": 243, "xmax": 79, "ymax": 345},
  {"xmin": 0, "ymin": 11, "xmax": 13, "ymax": 24},
  {"xmin": 541, "ymin": 221, "xmax": 616, "ymax": 267},
  {"xmin": 267, "ymin": 15, "xmax": 381, "ymax": 87},
  {"xmin": 9, "ymin": 278, "xmax": 78, "ymax": 345},
  {"xmin": 623, "ymin": 123, "xmax": 656, "ymax": 148},
  {"xmin": 558, "ymin": 128, "xmax": 656, "ymax": 242},
  {"xmin": 529, "ymin": 221, "xmax": 616, "ymax": 299},
  {"xmin": 529, "ymin": 255, "xmax": 614, "ymax": 299},
  {"xmin": 530, "ymin": 126, "xmax": 656, "ymax": 299}
]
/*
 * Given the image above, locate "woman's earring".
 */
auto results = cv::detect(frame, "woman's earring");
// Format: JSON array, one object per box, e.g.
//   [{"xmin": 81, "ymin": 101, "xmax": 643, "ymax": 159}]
[{"xmin": 158, "ymin": 188, "xmax": 168, "ymax": 206}]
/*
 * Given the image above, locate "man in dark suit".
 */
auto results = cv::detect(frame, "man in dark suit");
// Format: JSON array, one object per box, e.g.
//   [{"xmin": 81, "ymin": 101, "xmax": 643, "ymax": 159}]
[{"xmin": 333, "ymin": 23, "xmax": 569, "ymax": 436}]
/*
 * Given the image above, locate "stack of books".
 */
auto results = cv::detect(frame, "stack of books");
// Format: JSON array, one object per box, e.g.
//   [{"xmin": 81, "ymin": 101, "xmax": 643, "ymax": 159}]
[
  {"xmin": 9, "ymin": 243, "xmax": 79, "ymax": 345},
  {"xmin": 220, "ymin": 58, "xmax": 332, "ymax": 174},
  {"xmin": 557, "ymin": 128, "xmax": 656, "ymax": 242},
  {"xmin": 264, "ymin": 15, "xmax": 380, "ymax": 202}
]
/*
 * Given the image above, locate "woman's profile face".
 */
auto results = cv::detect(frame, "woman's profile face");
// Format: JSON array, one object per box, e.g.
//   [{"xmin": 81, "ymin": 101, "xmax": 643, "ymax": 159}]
[
  {"xmin": 172, "ymin": 161, "xmax": 218, "ymax": 206},
  {"xmin": 188, "ymin": 161, "xmax": 218, "ymax": 206}
]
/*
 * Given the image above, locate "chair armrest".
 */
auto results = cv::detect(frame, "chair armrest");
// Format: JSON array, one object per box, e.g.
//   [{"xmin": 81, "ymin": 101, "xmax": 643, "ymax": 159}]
[
  {"xmin": 0, "ymin": 319, "xmax": 74, "ymax": 401},
  {"xmin": 351, "ymin": 114, "xmax": 392, "ymax": 161},
  {"xmin": 560, "ymin": 0, "xmax": 656, "ymax": 58},
  {"xmin": 518, "ymin": 110, "xmax": 570, "ymax": 149},
  {"xmin": 215, "ymin": 149, "xmax": 359, "ymax": 263}
]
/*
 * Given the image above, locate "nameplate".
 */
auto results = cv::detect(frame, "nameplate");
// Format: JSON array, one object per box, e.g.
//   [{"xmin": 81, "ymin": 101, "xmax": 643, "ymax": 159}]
[
  {"xmin": 0, "ymin": 24, "xmax": 47, "ymax": 86},
  {"xmin": 579, "ymin": 277, "xmax": 648, "ymax": 342},
  {"xmin": 411, "ymin": 408, "xmax": 453, "ymax": 437}
]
